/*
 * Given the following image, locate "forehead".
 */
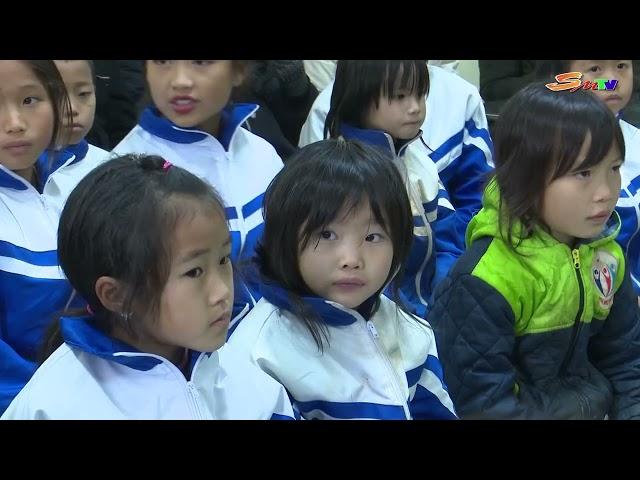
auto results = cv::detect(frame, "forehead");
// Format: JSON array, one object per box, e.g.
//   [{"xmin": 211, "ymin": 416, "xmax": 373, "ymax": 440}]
[
  {"xmin": 170, "ymin": 201, "xmax": 228, "ymax": 252},
  {"xmin": 0, "ymin": 61, "xmax": 44, "ymax": 93},
  {"xmin": 54, "ymin": 60, "xmax": 93, "ymax": 83}
]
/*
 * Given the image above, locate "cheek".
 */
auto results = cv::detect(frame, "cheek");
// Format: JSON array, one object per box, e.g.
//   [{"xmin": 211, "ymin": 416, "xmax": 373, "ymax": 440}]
[
  {"xmin": 37, "ymin": 107, "xmax": 55, "ymax": 146},
  {"xmin": 146, "ymin": 76, "xmax": 164, "ymax": 103}
]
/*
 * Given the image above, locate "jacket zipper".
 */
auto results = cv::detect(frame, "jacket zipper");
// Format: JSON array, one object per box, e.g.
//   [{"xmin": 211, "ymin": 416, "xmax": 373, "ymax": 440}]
[
  {"xmin": 559, "ymin": 248, "xmax": 585, "ymax": 376},
  {"xmin": 365, "ymin": 320, "xmax": 411, "ymax": 419},
  {"xmin": 186, "ymin": 382, "xmax": 205, "ymax": 419}
]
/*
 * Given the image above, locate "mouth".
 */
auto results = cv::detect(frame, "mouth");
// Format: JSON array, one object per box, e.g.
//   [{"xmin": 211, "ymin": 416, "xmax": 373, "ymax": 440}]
[
  {"xmin": 169, "ymin": 96, "xmax": 197, "ymax": 114},
  {"xmin": 65, "ymin": 123, "xmax": 84, "ymax": 132},
  {"xmin": 587, "ymin": 211, "xmax": 611, "ymax": 222},
  {"xmin": 604, "ymin": 95, "xmax": 622, "ymax": 103},
  {"xmin": 333, "ymin": 278, "xmax": 366, "ymax": 289},
  {"xmin": 209, "ymin": 311, "xmax": 231, "ymax": 328},
  {"xmin": 2, "ymin": 141, "xmax": 32, "ymax": 155}
]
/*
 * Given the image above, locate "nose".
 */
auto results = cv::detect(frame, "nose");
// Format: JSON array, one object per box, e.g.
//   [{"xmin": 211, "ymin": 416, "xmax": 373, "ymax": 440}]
[
  {"xmin": 171, "ymin": 62, "xmax": 194, "ymax": 90},
  {"xmin": 594, "ymin": 177, "xmax": 617, "ymax": 203},
  {"xmin": 207, "ymin": 271, "xmax": 233, "ymax": 310},
  {"xmin": 407, "ymin": 95, "xmax": 421, "ymax": 115},
  {"xmin": 339, "ymin": 241, "xmax": 363, "ymax": 270},
  {"xmin": 2, "ymin": 106, "xmax": 26, "ymax": 134},
  {"xmin": 69, "ymin": 97, "xmax": 79, "ymax": 118}
]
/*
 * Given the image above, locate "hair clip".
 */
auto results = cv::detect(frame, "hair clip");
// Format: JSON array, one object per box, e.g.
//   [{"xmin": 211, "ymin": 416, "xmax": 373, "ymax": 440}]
[{"xmin": 162, "ymin": 160, "xmax": 172, "ymax": 171}]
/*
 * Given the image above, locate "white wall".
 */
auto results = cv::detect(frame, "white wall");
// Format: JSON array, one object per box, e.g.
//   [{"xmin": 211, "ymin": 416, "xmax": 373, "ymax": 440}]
[{"xmin": 456, "ymin": 60, "xmax": 480, "ymax": 88}]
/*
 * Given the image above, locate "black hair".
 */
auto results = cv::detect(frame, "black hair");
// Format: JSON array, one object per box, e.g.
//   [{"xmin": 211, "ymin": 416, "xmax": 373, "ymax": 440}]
[
  {"xmin": 256, "ymin": 138, "xmax": 414, "ymax": 350},
  {"xmin": 492, "ymin": 81, "xmax": 625, "ymax": 248},
  {"xmin": 325, "ymin": 60, "xmax": 430, "ymax": 139},
  {"xmin": 39, "ymin": 154, "xmax": 227, "ymax": 361}
]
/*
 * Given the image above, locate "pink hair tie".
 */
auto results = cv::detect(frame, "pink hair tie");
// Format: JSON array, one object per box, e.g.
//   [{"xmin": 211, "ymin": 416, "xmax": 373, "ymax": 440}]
[
  {"xmin": 162, "ymin": 160, "xmax": 172, "ymax": 171},
  {"xmin": 86, "ymin": 304, "xmax": 94, "ymax": 315}
]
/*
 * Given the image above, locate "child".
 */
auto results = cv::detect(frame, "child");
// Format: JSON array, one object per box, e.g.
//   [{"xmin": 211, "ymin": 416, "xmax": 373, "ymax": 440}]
[
  {"xmin": 0, "ymin": 60, "xmax": 83, "ymax": 414},
  {"xmin": 538, "ymin": 60, "xmax": 640, "ymax": 302},
  {"xmin": 38, "ymin": 60, "xmax": 109, "ymax": 216},
  {"xmin": 1, "ymin": 155, "xmax": 295, "ymax": 419},
  {"xmin": 300, "ymin": 61, "xmax": 494, "ymax": 225},
  {"xmin": 322, "ymin": 60, "xmax": 465, "ymax": 316},
  {"xmin": 428, "ymin": 83, "xmax": 640, "ymax": 419},
  {"xmin": 113, "ymin": 60, "xmax": 284, "ymax": 329},
  {"xmin": 227, "ymin": 138, "xmax": 456, "ymax": 420}
]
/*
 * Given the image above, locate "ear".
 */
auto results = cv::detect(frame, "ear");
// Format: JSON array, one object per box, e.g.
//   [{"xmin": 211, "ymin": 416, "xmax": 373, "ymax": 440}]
[
  {"xmin": 231, "ymin": 61, "xmax": 248, "ymax": 88},
  {"xmin": 95, "ymin": 276, "xmax": 129, "ymax": 314}
]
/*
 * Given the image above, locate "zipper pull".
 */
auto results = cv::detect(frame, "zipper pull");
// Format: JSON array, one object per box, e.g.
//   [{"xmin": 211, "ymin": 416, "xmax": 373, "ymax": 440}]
[
  {"xmin": 366, "ymin": 321, "xmax": 379, "ymax": 338},
  {"xmin": 572, "ymin": 249, "xmax": 581, "ymax": 269}
]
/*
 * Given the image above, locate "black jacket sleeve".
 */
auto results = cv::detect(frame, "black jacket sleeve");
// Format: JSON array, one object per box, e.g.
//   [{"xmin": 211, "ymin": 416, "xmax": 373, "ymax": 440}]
[{"xmin": 589, "ymin": 266, "xmax": 640, "ymax": 420}]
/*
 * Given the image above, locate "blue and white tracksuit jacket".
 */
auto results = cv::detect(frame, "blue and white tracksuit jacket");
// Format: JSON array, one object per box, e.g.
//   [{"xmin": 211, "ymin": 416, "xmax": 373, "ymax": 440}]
[
  {"xmin": 299, "ymin": 65, "xmax": 494, "ymax": 227},
  {"xmin": 113, "ymin": 104, "xmax": 284, "ymax": 331},
  {"xmin": 338, "ymin": 123, "xmax": 462, "ymax": 317},
  {"xmin": 0, "ymin": 140, "xmax": 108, "ymax": 414},
  {"xmin": 617, "ymin": 119, "xmax": 640, "ymax": 295},
  {"xmin": 226, "ymin": 282, "xmax": 457, "ymax": 420},
  {"xmin": 1, "ymin": 314, "xmax": 295, "ymax": 419}
]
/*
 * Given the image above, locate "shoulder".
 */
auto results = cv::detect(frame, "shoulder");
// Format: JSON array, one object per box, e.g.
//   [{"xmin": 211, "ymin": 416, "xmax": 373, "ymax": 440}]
[
  {"xmin": 111, "ymin": 125, "xmax": 157, "ymax": 155},
  {"xmin": 428, "ymin": 66, "xmax": 483, "ymax": 108},
  {"xmin": 233, "ymin": 125, "xmax": 283, "ymax": 163},
  {"xmin": 3, "ymin": 344, "xmax": 84, "ymax": 418}
]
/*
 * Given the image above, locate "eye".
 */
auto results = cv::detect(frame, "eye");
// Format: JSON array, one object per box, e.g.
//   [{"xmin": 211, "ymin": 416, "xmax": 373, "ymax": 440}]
[
  {"xmin": 23, "ymin": 96, "xmax": 40, "ymax": 106},
  {"xmin": 151, "ymin": 60, "xmax": 170, "ymax": 66},
  {"xmin": 617, "ymin": 63, "xmax": 629, "ymax": 70},
  {"xmin": 78, "ymin": 90, "xmax": 93, "ymax": 98},
  {"xmin": 612, "ymin": 163, "xmax": 622, "ymax": 172},
  {"xmin": 365, "ymin": 233, "xmax": 385, "ymax": 243},
  {"xmin": 575, "ymin": 170, "xmax": 591, "ymax": 179},
  {"xmin": 588, "ymin": 65, "xmax": 600, "ymax": 73},
  {"xmin": 319, "ymin": 230, "xmax": 336, "ymax": 240},
  {"xmin": 219, "ymin": 254, "xmax": 231, "ymax": 265},
  {"xmin": 193, "ymin": 60, "xmax": 215, "ymax": 66},
  {"xmin": 185, "ymin": 267, "xmax": 204, "ymax": 278}
]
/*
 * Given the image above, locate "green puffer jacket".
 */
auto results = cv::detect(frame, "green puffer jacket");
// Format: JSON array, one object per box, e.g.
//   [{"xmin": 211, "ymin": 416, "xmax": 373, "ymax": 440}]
[{"xmin": 428, "ymin": 180, "xmax": 640, "ymax": 419}]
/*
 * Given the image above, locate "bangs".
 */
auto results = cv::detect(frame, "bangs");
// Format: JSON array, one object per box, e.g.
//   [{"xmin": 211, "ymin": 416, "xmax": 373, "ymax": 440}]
[
  {"xmin": 550, "ymin": 93, "xmax": 625, "ymax": 179},
  {"xmin": 381, "ymin": 60, "xmax": 429, "ymax": 99},
  {"xmin": 297, "ymin": 168, "xmax": 392, "ymax": 251}
]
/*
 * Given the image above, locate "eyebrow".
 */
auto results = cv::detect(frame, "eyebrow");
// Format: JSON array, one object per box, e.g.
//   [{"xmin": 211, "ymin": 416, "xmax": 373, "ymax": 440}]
[
  {"xmin": 179, "ymin": 248, "xmax": 210, "ymax": 263},
  {"xmin": 179, "ymin": 236, "xmax": 231, "ymax": 263},
  {"xmin": 17, "ymin": 83, "xmax": 45, "ymax": 91}
]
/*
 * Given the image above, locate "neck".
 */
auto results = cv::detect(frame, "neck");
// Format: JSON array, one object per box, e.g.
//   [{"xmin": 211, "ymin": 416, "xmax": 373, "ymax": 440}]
[
  {"xmin": 197, "ymin": 113, "xmax": 221, "ymax": 137},
  {"xmin": 110, "ymin": 323, "xmax": 183, "ymax": 366},
  {"xmin": 14, "ymin": 165, "xmax": 37, "ymax": 186}
]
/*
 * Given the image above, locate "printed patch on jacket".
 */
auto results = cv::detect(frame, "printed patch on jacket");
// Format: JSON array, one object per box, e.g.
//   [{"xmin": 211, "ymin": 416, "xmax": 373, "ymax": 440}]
[{"xmin": 592, "ymin": 250, "xmax": 618, "ymax": 309}]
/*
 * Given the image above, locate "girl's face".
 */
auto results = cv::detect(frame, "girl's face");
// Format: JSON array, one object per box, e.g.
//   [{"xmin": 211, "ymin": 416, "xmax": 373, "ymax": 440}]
[
  {"xmin": 297, "ymin": 199, "xmax": 393, "ymax": 309},
  {"xmin": 540, "ymin": 133, "xmax": 622, "ymax": 246},
  {"xmin": 0, "ymin": 61, "xmax": 54, "ymax": 180},
  {"xmin": 136, "ymin": 200, "xmax": 234, "ymax": 364},
  {"xmin": 363, "ymin": 69, "xmax": 426, "ymax": 141},
  {"xmin": 146, "ymin": 60, "xmax": 245, "ymax": 137},
  {"xmin": 54, "ymin": 60, "xmax": 96, "ymax": 146},
  {"xmin": 569, "ymin": 60, "xmax": 633, "ymax": 116}
]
